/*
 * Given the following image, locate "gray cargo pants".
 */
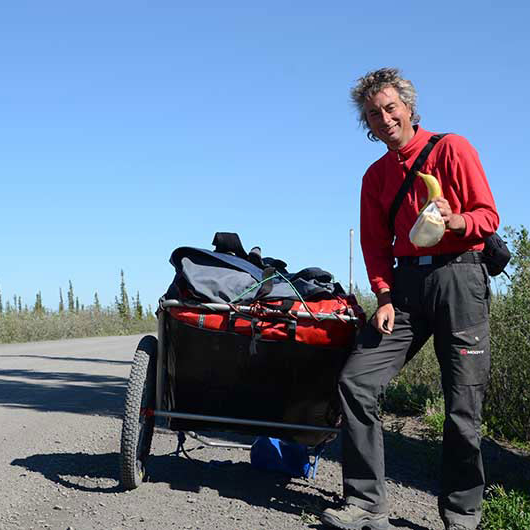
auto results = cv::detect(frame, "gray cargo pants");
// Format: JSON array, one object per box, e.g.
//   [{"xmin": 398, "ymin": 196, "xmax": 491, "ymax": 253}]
[{"xmin": 339, "ymin": 256, "xmax": 491, "ymax": 529}]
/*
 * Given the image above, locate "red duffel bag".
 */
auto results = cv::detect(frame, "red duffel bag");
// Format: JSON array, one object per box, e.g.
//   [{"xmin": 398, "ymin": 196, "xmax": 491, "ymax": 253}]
[{"xmin": 169, "ymin": 295, "xmax": 363, "ymax": 349}]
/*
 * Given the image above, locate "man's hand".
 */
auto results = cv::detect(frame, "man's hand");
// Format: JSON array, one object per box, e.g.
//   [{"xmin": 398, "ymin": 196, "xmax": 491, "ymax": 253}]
[
  {"xmin": 433, "ymin": 197, "xmax": 466, "ymax": 235},
  {"xmin": 372, "ymin": 289, "xmax": 394, "ymax": 335}
]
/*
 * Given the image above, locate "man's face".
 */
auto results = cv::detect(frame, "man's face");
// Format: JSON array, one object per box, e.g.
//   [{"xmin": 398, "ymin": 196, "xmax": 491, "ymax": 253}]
[{"xmin": 364, "ymin": 86, "xmax": 415, "ymax": 150}]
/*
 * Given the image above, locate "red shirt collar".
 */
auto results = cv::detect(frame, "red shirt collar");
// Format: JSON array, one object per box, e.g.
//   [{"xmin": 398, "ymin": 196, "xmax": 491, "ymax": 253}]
[{"xmin": 387, "ymin": 125, "xmax": 434, "ymax": 162}]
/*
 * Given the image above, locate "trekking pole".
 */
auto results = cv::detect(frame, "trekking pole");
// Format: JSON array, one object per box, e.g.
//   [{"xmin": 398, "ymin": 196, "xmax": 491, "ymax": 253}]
[{"xmin": 349, "ymin": 228, "xmax": 354, "ymax": 296}]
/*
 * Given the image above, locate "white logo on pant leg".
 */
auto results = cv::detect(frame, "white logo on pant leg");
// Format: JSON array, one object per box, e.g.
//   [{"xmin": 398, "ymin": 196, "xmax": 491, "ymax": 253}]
[{"xmin": 460, "ymin": 348, "xmax": 484, "ymax": 355}]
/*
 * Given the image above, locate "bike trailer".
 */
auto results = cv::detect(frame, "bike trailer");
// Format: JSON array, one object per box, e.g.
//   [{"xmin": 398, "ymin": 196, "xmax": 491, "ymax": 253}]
[
  {"xmin": 161, "ymin": 233, "xmax": 364, "ymax": 445},
  {"xmin": 119, "ymin": 233, "xmax": 364, "ymax": 489}
]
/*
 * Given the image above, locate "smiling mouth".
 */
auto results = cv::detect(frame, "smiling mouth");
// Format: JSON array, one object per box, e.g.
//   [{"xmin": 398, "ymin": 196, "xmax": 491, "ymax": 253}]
[{"xmin": 382, "ymin": 124, "xmax": 398, "ymax": 135}]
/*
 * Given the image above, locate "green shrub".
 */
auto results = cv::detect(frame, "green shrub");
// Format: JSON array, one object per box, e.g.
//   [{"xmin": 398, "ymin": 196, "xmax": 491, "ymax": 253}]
[
  {"xmin": 422, "ymin": 396, "xmax": 445, "ymax": 440},
  {"xmin": 485, "ymin": 227, "xmax": 530, "ymax": 442},
  {"xmin": 352, "ymin": 288, "xmax": 377, "ymax": 318},
  {"xmin": 396, "ymin": 338, "xmax": 441, "ymax": 391},
  {"xmin": 481, "ymin": 484, "xmax": 530, "ymax": 530},
  {"xmin": 383, "ymin": 381, "xmax": 436, "ymax": 415},
  {"xmin": 381, "ymin": 337, "xmax": 442, "ymax": 419}
]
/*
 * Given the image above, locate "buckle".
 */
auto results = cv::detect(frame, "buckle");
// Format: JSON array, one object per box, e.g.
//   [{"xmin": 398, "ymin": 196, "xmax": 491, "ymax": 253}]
[{"xmin": 418, "ymin": 256, "xmax": 433, "ymax": 265}]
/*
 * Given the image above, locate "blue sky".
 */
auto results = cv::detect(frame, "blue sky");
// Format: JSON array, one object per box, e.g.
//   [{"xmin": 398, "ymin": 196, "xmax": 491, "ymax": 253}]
[{"xmin": 1, "ymin": 1, "xmax": 529, "ymax": 311}]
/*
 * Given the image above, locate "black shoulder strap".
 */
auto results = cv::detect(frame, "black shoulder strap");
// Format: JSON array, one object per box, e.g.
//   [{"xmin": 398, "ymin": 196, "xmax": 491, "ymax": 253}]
[{"xmin": 388, "ymin": 134, "xmax": 448, "ymax": 235}]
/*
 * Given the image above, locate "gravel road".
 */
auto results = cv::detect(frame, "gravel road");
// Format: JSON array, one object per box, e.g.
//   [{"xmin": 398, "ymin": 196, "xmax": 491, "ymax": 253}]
[{"xmin": 1, "ymin": 334, "xmax": 527, "ymax": 530}]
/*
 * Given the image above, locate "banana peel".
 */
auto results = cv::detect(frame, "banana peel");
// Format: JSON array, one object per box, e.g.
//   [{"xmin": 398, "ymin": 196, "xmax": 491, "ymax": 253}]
[{"xmin": 417, "ymin": 171, "xmax": 442, "ymax": 213}]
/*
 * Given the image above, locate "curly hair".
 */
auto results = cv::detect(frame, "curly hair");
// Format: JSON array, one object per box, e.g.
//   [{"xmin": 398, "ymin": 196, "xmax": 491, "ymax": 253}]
[{"xmin": 350, "ymin": 67, "xmax": 420, "ymax": 142}]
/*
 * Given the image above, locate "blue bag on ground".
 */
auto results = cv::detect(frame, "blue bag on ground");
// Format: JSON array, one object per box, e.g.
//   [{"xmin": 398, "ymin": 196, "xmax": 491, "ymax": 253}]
[{"xmin": 250, "ymin": 437, "xmax": 322, "ymax": 479}]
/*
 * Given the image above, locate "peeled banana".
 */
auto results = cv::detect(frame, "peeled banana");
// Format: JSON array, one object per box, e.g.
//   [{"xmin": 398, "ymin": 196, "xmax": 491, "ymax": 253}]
[
  {"xmin": 409, "ymin": 204, "xmax": 446, "ymax": 247},
  {"xmin": 417, "ymin": 171, "xmax": 441, "ymax": 212}
]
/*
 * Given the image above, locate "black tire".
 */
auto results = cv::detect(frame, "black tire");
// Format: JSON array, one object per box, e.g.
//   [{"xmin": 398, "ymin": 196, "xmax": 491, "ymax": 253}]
[{"xmin": 119, "ymin": 335, "xmax": 158, "ymax": 490}]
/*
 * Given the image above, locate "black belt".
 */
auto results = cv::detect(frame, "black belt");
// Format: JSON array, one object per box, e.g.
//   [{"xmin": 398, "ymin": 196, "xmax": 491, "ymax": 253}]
[{"xmin": 396, "ymin": 251, "xmax": 483, "ymax": 267}]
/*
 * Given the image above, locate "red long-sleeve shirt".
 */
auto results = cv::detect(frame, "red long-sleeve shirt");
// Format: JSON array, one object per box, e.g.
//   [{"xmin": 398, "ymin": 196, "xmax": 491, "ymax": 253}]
[{"xmin": 360, "ymin": 126, "xmax": 499, "ymax": 294}]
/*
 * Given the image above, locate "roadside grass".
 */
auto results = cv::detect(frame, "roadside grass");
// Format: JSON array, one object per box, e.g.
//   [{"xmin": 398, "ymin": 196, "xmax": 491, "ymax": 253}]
[
  {"xmin": 508, "ymin": 439, "xmax": 530, "ymax": 453},
  {"xmin": 0, "ymin": 310, "xmax": 156, "ymax": 344},
  {"xmin": 481, "ymin": 484, "xmax": 530, "ymax": 530}
]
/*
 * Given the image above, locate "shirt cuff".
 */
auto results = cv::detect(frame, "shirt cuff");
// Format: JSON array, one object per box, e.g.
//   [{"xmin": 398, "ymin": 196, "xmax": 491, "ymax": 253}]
[
  {"xmin": 461, "ymin": 212, "xmax": 474, "ymax": 238},
  {"xmin": 371, "ymin": 279, "xmax": 392, "ymax": 294}
]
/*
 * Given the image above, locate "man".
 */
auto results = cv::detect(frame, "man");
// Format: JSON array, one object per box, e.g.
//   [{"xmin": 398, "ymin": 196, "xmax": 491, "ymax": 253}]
[{"xmin": 321, "ymin": 68, "xmax": 499, "ymax": 530}]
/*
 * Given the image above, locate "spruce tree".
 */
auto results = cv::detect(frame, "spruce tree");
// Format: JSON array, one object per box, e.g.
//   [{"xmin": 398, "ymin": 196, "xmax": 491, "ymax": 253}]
[
  {"xmin": 5, "ymin": 300, "xmax": 11, "ymax": 313},
  {"xmin": 118, "ymin": 270, "xmax": 131, "ymax": 320},
  {"xmin": 67, "ymin": 281, "xmax": 75, "ymax": 312},
  {"xmin": 94, "ymin": 292, "xmax": 101, "ymax": 313},
  {"xmin": 13, "ymin": 295, "xmax": 17, "ymax": 312},
  {"xmin": 75, "ymin": 297, "xmax": 80, "ymax": 313},
  {"xmin": 59, "ymin": 288, "xmax": 64, "ymax": 313},
  {"xmin": 0, "ymin": 290, "xmax": 3, "ymax": 314},
  {"xmin": 33, "ymin": 292, "xmax": 44, "ymax": 314},
  {"xmin": 18, "ymin": 296, "xmax": 22, "ymax": 313},
  {"xmin": 134, "ymin": 291, "xmax": 143, "ymax": 320}
]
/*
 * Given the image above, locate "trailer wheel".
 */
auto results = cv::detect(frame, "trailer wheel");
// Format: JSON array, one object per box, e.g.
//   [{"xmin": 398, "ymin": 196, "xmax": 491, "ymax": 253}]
[{"xmin": 120, "ymin": 335, "xmax": 158, "ymax": 490}]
